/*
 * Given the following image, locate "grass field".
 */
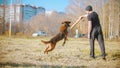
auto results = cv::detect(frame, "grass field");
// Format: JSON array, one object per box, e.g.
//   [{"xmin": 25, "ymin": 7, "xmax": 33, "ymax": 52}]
[{"xmin": 0, "ymin": 36, "xmax": 120, "ymax": 68}]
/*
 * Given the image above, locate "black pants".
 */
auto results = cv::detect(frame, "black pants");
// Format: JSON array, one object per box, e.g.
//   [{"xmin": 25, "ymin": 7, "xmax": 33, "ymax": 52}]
[{"xmin": 90, "ymin": 26, "xmax": 106, "ymax": 58}]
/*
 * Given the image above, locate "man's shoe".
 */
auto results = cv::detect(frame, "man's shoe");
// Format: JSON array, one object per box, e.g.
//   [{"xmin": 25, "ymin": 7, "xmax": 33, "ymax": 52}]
[
  {"xmin": 90, "ymin": 56, "xmax": 95, "ymax": 59},
  {"xmin": 102, "ymin": 57, "xmax": 106, "ymax": 60}
]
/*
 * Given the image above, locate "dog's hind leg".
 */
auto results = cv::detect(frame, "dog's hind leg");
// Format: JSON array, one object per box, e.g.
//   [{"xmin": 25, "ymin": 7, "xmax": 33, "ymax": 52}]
[
  {"xmin": 44, "ymin": 44, "xmax": 49, "ymax": 54},
  {"xmin": 45, "ymin": 43, "xmax": 56, "ymax": 53}
]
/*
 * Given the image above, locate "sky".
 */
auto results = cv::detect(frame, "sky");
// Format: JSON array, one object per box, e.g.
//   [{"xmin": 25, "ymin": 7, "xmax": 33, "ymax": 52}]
[
  {"xmin": 0, "ymin": 0, "xmax": 70, "ymax": 12},
  {"xmin": 22, "ymin": 0, "xmax": 70, "ymax": 12}
]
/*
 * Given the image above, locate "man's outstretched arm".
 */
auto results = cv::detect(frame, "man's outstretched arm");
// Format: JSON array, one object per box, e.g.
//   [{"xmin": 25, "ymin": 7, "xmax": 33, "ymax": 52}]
[{"xmin": 70, "ymin": 14, "xmax": 88, "ymax": 29}]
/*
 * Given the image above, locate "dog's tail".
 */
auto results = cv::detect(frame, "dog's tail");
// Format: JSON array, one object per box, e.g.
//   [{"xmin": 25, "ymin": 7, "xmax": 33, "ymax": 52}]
[{"xmin": 41, "ymin": 40, "xmax": 51, "ymax": 44}]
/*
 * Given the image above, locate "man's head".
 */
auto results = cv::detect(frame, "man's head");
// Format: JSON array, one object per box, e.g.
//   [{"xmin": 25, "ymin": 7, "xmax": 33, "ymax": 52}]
[{"xmin": 85, "ymin": 5, "xmax": 93, "ymax": 14}]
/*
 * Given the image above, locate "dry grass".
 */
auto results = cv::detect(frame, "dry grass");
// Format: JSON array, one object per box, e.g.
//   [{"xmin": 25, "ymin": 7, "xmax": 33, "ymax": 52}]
[{"xmin": 0, "ymin": 36, "xmax": 120, "ymax": 68}]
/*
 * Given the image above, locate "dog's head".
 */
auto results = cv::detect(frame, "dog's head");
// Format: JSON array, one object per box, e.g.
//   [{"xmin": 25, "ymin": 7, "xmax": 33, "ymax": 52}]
[{"xmin": 62, "ymin": 21, "xmax": 71, "ymax": 27}]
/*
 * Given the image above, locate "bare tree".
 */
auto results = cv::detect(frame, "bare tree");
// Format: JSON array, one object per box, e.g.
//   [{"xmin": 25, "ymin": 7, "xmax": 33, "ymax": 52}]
[
  {"xmin": 23, "ymin": 11, "xmax": 70, "ymax": 36},
  {"xmin": 66, "ymin": 0, "xmax": 120, "ymax": 39}
]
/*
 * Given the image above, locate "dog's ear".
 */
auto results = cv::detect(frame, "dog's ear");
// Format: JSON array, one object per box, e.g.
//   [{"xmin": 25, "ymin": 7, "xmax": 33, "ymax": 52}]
[
  {"xmin": 69, "ymin": 21, "xmax": 71, "ymax": 24},
  {"xmin": 62, "ymin": 21, "xmax": 65, "ymax": 24},
  {"xmin": 62, "ymin": 21, "xmax": 71, "ymax": 25},
  {"xmin": 67, "ymin": 21, "xmax": 71, "ymax": 24}
]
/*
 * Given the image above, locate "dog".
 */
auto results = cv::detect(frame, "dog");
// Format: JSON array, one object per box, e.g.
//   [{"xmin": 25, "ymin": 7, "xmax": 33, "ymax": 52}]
[{"xmin": 41, "ymin": 21, "xmax": 71, "ymax": 54}]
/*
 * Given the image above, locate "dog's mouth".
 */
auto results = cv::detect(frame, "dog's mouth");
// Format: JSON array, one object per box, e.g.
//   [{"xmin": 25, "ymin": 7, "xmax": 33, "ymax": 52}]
[
  {"xmin": 67, "ymin": 22, "xmax": 71, "ymax": 27},
  {"xmin": 67, "ymin": 24, "xmax": 70, "ymax": 27}
]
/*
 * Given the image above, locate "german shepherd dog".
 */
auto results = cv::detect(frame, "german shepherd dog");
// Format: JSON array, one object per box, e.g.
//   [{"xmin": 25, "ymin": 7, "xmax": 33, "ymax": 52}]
[{"xmin": 41, "ymin": 21, "xmax": 71, "ymax": 54}]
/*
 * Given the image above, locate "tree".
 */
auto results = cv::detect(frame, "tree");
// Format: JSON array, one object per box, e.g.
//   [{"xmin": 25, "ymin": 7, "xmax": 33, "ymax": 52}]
[
  {"xmin": 66, "ymin": 0, "xmax": 120, "ymax": 39},
  {"xmin": 23, "ymin": 11, "xmax": 70, "ymax": 36},
  {"xmin": 66, "ymin": 0, "xmax": 104, "ymax": 36}
]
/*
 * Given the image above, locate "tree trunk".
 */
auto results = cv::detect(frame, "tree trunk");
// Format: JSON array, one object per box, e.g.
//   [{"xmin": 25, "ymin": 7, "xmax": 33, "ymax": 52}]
[
  {"xmin": 115, "ymin": 1, "xmax": 119, "ymax": 38},
  {"xmin": 118, "ymin": 0, "xmax": 120, "ymax": 37},
  {"xmin": 108, "ymin": 0, "xmax": 113, "ymax": 39},
  {"xmin": 2, "ymin": 0, "xmax": 6, "ymax": 34}
]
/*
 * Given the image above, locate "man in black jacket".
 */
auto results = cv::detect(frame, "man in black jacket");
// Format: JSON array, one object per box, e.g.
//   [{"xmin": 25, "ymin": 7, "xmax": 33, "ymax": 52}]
[{"xmin": 71, "ymin": 5, "xmax": 106, "ymax": 59}]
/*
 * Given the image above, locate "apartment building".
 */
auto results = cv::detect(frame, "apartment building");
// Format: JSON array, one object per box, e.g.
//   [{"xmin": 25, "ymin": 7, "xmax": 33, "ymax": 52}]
[
  {"xmin": 0, "ymin": 4, "xmax": 45, "ymax": 23},
  {"xmin": 0, "ymin": 0, "xmax": 45, "ymax": 34}
]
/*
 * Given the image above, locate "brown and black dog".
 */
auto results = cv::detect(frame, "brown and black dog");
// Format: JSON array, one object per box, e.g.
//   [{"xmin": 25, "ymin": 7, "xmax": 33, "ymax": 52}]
[{"xmin": 41, "ymin": 21, "xmax": 71, "ymax": 54}]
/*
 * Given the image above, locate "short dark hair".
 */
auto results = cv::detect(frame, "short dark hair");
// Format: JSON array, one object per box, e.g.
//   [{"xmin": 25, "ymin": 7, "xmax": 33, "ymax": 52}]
[{"xmin": 85, "ymin": 5, "xmax": 92, "ymax": 11}]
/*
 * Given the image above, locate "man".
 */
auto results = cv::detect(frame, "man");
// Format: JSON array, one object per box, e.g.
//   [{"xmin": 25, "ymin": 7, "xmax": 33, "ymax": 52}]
[{"xmin": 71, "ymin": 5, "xmax": 106, "ymax": 59}]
